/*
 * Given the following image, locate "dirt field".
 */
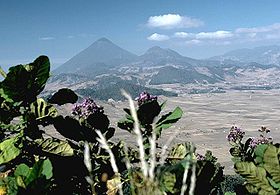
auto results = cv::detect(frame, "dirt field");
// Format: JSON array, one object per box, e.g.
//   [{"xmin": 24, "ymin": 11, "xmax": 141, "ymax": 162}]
[
  {"xmin": 52, "ymin": 89, "xmax": 280, "ymax": 174},
  {"xmin": 105, "ymin": 89, "xmax": 280, "ymax": 174}
]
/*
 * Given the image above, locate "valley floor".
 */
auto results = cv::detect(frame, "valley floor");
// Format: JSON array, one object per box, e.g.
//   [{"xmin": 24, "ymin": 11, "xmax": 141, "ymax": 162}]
[
  {"xmin": 51, "ymin": 89, "xmax": 280, "ymax": 174},
  {"xmin": 111, "ymin": 89, "xmax": 280, "ymax": 174}
]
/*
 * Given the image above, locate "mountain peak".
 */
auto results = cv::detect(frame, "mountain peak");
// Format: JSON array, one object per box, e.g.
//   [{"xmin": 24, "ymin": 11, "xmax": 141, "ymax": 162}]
[
  {"xmin": 144, "ymin": 46, "xmax": 182, "ymax": 58},
  {"xmin": 95, "ymin": 37, "xmax": 113, "ymax": 44},
  {"xmin": 54, "ymin": 37, "xmax": 137, "ymax": 75}
]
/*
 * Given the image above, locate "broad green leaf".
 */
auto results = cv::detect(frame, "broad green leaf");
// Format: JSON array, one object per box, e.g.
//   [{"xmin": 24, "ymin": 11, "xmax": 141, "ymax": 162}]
[
  {"xmin": 268, "ymin": 177, "xmax": 280, "ymax": 190},
  {"xmin": 168, "ymin": 143, "xmax": 192, "ymax": 165},
  {"xmin": 35, "ymin": 138, "xmax": 74, "ymax": 156},
  {"xmin": 15, "ymin": 164, "xmax": 30, "ymax": 178},
  {"xmin": 16, "ymin": 176, "xmax": 26, "ymax": 189},
  {"xmin": 235, "ymin": 162, "xmax": 276, "ymax": 194},
  {"xmin": 117, "ymin": 117, "xmax": 134, "ymax": 132},
  {"xmin": 41, "ymin": 159, "xmax": 53, "ymax": 179},
  {"xmin": 23, "ymin": 55, "xmax": 50, "ymax": 95},
  {"xmin": 48, "ymin": 88, "xmax": 78, "ymax": 105},
  {"xmin": 169, "ymin": 143, "xmax": 189, "ymax": 159},
  {"xmin": 254, "ymin": 144, "xmax": 268, "ymax": 165},
  {"xmin": 30, "ymin": 98, "xmax": 57, "ymax": 120},
  {"xmin": 155, "ymin": 107, "xmax": 183, "ymax": 137},
  {"xmin": 25, "ymin": 159, "xmax": 53, "ymax": 186},
  {"xmin": 263, "ymin": 145, "xmax": 280, "ymax": 183},
  {"xmin": 137, "ymin": 100, "xmax": 161, "ymax": 125},
  {"xmin": 0, "ymin": 65, "xmax": 31, "ymax": 103},
  {"xmin": 0, "ymin": 137, "xmax": 21, "ymax": 164},
  {"xmin": 14, "ymin": 159, "xmax": 53, "ymax": 188},
  {"xmin": 160, "ymin": 172, "xmax": 176, "ymax": 193},
  {"xmin": 0, "ymin": 56, "xmax": 50, "ymax": 103}
]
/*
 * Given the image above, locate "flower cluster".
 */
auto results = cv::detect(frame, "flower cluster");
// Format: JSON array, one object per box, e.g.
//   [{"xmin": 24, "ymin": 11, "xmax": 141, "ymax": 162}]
[
  {"xmin": 249, "ymin": 137, "xmax": 272, "ymax": 149},
  {"xmin": 72, "ymin": 97, "xmax": 104, "ymax": 118},
  {"xmin": 249, "ymin": 126, "xmax": 273, "ymax": 149},
  {"xmin": 227, "ymin": 126, "xmax": 245, "ymax": 143},
  {"xmin": 196, "ymin": 153, "xmax": 205, "ymax": 161},
  {"xmin": 135, "ymin": 92, "xmax": 157, "ymax": 106}
]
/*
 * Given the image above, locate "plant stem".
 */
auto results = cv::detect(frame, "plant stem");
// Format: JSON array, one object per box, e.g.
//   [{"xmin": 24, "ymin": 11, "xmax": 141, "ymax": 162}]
[{"xmin": 0, "ymin": 66, "xmax": 7, "ymax": 78}]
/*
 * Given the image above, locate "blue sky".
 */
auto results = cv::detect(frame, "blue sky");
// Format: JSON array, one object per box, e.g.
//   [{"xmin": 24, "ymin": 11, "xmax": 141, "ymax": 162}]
[{"xmin": 1, "ymin": 0, "xmax": 280, "ymax": 69}]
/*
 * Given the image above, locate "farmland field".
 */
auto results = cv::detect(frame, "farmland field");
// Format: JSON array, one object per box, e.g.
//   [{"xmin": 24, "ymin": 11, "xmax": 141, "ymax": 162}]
[{"xmin": 52, "ymin": 89, "xmax": 280, "ymax": 174}]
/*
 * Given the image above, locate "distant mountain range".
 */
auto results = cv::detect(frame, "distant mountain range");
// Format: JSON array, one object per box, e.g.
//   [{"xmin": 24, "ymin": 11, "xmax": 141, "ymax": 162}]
[
  {"xmin": 47, "ymin": 38, "xmax": 280, "ymax": 100},
  {"xmin": 210, "ymin": 45, "xmax": 280, "ymax": 65}
]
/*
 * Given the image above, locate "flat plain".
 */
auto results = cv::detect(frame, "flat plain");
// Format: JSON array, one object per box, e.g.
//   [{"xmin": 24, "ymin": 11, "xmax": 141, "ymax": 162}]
[
  {"xmin": 108, "ymin": 89, "xmax": 280, "ymax": 174},
  {"xmin": 52, "ymin": 89, "xmax": 280, "ymax": 174}
]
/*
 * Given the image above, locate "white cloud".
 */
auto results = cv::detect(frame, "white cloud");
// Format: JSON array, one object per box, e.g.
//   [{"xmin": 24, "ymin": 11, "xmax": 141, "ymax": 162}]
[
  {"xmin": 185, "ymin": 39, "xmax": 202, "ymax": 45},
  {"xmin": 147, "ymin": 33, "xmax": 169, "ymax": 41},
  {"xmin": 174, "ymin": 32, "xmax": 193, "ymax": 38},
  {"xmin": 234, "ymin": 23, "xmax": 280, "ymax": 41},
  {"xmin": 196, "ymin": 31, "xmax": 233, "ymax": 39},
  {"xmin": 39, "ymin": 37, "xmax": 55, "ymax": 41},
  {"xmin": 147, "ymin": 14, "xmax": 203, "ymax": 29},
  {"xmin": 148, "ymin": 22, "xmax": 280, "ymax": 46},
  {"xmin": 235, "ymin": 23, "xmax": 280, "ymax": 33}
]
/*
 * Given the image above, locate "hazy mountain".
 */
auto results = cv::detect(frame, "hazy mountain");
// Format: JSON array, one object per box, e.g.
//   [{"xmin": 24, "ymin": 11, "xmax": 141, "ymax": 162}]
[
  {"xmin": 136, "ymin": 46, "xmax": 198, "ymax": 67},
  {"xmin": 55, "ymin": 37, "xmax": 137, "ymax": 75},
  {"xmin": 210, "ymin": 45, "xmax": 280, "ymax": 65},
  {"xmin": 48, "ymin": 38, "xmax": 280, "ymax": 100}
]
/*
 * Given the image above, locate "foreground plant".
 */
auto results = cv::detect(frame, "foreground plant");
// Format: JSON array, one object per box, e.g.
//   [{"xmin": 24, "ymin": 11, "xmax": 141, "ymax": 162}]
[
  {"xmin": 0, "ymin": 56, "xmax": 224, "ymax": 194},
  {"xmin": 0, "ymin": 56, "xmax": 121, "ymax": 194},
  {"xmin": 114, "ymin": 91, "xmax": 224, "ymax": 195},
  {"xmin": 227, "ymin": 126, "xmax": 279, "ymax": 194}
]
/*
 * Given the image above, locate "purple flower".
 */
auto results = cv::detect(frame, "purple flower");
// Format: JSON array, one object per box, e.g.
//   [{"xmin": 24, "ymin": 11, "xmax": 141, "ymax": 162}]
[
  {"xmin": 196, "ymin": 153, "xmax": 205, "ymax": 161},
  {"xmin": 72, "ymin": 97, "xmax": 104, "ymax": 118},
  {"xmin": 249, "ymin": 135, "xmax": 273, "ymax": 149},
  {"xmin": 227, "ymin": 126, "xmax": 245, "ymax": 143},
  {"xmin": 135, "ymin": 92, "xmax": 157, "ymax": 106},
  {"xmin": 249, "ymin": 126, "xmax": 273, "ymax": 149}
]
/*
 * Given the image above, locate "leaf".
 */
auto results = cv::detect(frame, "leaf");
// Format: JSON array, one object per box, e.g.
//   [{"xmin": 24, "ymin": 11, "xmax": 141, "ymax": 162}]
[
  {"xmin": 41, "ymin": 159, "xmax": 53, "ymax": 179},
  {"xmin": 0, "ymin": 56, "xmax": 50, "ymax": 103},
  {"xmin": 268, "ymin": 177, "xmax": 280, "ymax": 190},
  {"xmin": 168, "ymin": 143, "xmax": 192, "ymax": 165},
  {"xmin": 160, "ymin": 172, "xmax": 176, "ymax": 193},
  {"xmin": 263, "ymin": 145, "xmax": 280, "ymax": 184},
  {"xmin": 137, "ymin": 100, "xmax": 161, "ymax": 125},
  {"xmin": 0, "ymin": 137, "xmax": 21, "ymax": 164},
  {"xmin": 30, "ymin": 98, "xmax": 57, "ymax": 120},
  {"xmin": 105, "ymin": 127, "xmax": 115, "ymax": 140},
  {"xmin": 16, "ymin": 176, "xmax": 26, "ymax": 189},
  {"xmin": 117, "ymin": 117, "xmax": 134, "ymax": 132},
  {"xmin": 86, "ymin": 112, "xmax": 109, "ymax": 132},
  {"xmin": 53, "ymin": 116, "xmax": 93, "ymax": 142},
  {"xmin": 14, "ymin": 164, "xmax": 30, "ymax": 178},
  {"xmin": 106, "ymin": 174, "xmax": 121, "ymax": 195},
  {"xmin": 48, "ymin": 88, "xmax": 78, "ymax": 105},
  {"xmin": 155, "ymin": 107, "xmax": 183, "ymax": 137},
  {"xmin": 254, "ymin": 144, "xmax": 268, "ymax": 165},
  {"xmin": 235, "ymin": 162, "xmax": 276, "ymax": 194},
  {"xmin": 0, "ymin": 65, "xmax": 31, "ymax": 103},
  {"xmin": 24, "ymin": 159, "xmax": 53, "ymax": 186},
  {"xmin": 23, "ymin": 55, "xmax": 50, "ymax": 95},
  {"xmin": 35, "ymin": 138, "xmax": 74, "ymax": 156}
]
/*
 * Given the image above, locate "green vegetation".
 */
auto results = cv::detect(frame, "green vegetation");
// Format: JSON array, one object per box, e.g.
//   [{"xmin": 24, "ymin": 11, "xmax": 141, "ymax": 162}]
[
  {"xmin": 0, "ymin": 56, "xmax": 279, "ymax": 194},
  {"xmin": 76, "ymin": 76, "xmax": 177, "ymax": 101}
]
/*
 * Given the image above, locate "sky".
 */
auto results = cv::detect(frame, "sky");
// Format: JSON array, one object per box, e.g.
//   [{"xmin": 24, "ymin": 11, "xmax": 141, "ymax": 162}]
[{"xmin": 1, "ymin": 0, "xmax": 280, "ymax": 69}]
